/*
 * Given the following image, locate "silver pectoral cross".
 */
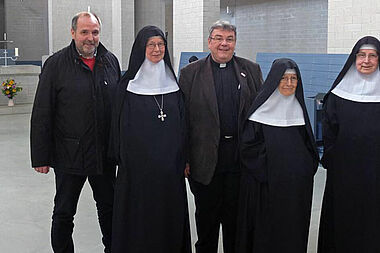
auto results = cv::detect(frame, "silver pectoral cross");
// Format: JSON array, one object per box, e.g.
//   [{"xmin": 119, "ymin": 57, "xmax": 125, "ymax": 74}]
[{"xmin": 158, "ymin": 109, "xmax": 167, "ymax": 121}]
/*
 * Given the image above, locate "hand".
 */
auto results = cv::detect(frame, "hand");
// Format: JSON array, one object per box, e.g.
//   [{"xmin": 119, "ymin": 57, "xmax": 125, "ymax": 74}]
[
  {"xmin": 184, "ymin": 163, "xmax": 190, "ymax": 178},
  {"xmin": 34, "ymin": 166, "xmax": 50, "ymax": 174}
]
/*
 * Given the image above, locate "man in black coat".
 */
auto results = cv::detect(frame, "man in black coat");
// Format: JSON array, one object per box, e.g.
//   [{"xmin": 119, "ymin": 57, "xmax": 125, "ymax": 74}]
[
  {"xmin": 179, "ymin": 20, "xmax": 263, "ymax": 253},
  {"xmin": 30, "ymin": 12, "xmax": 120, "ymax": 253}
]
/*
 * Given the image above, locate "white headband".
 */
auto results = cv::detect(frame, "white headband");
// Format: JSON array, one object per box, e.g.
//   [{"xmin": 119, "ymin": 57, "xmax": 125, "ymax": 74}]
[
  {"xmin": 284, "ymin": 69, "xmax": 296, "ymax": 75},
  {"xmin": 360, "ymin": 44, "xmax": 376, "ymax": 50}
]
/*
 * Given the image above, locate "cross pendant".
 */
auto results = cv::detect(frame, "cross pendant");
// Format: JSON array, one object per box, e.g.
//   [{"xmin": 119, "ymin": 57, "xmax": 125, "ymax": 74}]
[{"xmin": 158, "ymin": 109, "xmax": 167, "ymax": 121}]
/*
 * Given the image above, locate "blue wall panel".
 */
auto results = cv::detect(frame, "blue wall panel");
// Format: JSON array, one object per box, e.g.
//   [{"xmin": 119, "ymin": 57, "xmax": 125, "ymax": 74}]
[{"xmin": 178, "ymin": 52, "xmax": 209, "ymax": 74}]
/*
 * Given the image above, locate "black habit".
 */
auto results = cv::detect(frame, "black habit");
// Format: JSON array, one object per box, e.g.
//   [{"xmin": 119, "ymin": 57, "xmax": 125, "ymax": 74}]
[
  {"xmin": 237, "ymin": 58, "xmax": 319, "ymax": 253},
  {"xmin": 110, "ymin": 26, "xmax": 191, "ymax": 253},
  {"xmin": 318, "ymin": 36, "xmax": 380, "ymax": 253}
]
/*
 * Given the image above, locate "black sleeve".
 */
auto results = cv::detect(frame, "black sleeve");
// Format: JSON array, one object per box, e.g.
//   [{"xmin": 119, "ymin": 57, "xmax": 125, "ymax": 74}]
[
  {"xmin": 108, "ymin": 78, "xmax": 128, "ymax": 165},
  {"xmin": 299, "ymin": 126, "xmax": 320, "ymax": 174},
  {"xmin": 178, "ymin": 67, "xmax": 193, "ymax": 164},
  {"xmin": 321, "ymin": 95, "xmax": 339, "ymax": 169},
  {"xmin": 30, "ymin": 58, "xmax": 56, "ymax": 167},
  {"xmin": 178, "ymin": 91, "xmax": 187, "ymax": 167},
  {"xmin": 254, "ymin": 64, "xmax": 264, "ymax": 92},
  {"xmin": 240, "ymin": 121, "xmax": 267, "ymax": 182}
]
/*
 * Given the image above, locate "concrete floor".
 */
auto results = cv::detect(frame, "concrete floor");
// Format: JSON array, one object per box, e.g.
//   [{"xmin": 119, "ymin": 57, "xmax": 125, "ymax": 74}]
[{"xmin": 0, "ymin": 113, "xmax": 326, "ymax": 253}]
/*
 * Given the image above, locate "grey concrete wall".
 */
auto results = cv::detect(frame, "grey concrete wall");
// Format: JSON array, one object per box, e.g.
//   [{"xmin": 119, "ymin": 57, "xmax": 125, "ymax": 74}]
[
  {"xmin": 135, "ymin": 0, "xmax": 166, "ymax": 34},
  {"xmin": 49, "ymin": 0, "xmax": 133, "ymax": 69},
  {"xmin": 173, "ymin": 0, "xmax": 220, "ymax": 73},
  {"xmin": 50, "ymin": 1, "xmax": 113, "ymax": 54},
  {"xmin": 220, "ymin": 0, "xmax": 235, "ymax": 25},
  {"xmin": 223, "ymin": 0, "xmax": 328, "ymax": 62},
  {"xmin": 121, "ymin": 0, "xmax": 135, "ymax": 70},
  {"xmin": 2, "ymin": 0, "xmax": 331, "ymax": 69},
  {"xmin": 0, "ymin": 0, "xmax": 4, "ymax": 45},
  {"xmin": 165, "ymin": 0, "xmax": 174, "ymax": 64},
  {"xmin": 0, "ymin": 65, "xmax": 40, "ymax": 106},
  {"xmin": 4, "ymin": 0, "xmax": 48, "ymax": 62},
  {"xmin": 202, "ymin": 0, "xmax": 220, "ymax": 50}
]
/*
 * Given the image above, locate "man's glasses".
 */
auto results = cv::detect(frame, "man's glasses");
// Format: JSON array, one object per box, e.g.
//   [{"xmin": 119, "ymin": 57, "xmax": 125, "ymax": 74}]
[{"xmin": 209, "ymin": 36, "xmax": 236, "ymax": 44}]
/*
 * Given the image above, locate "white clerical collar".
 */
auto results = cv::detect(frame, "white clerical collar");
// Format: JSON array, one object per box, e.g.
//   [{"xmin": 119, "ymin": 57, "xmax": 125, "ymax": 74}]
[
  {"xmin": 127, "ymin": 59, "xmax": 179, "ymax": 95},
  {"xmin": 332, "ymin": 64, "xmax": 380, "ymax": 102},
  {"xmin": 248, "ymin": 88, "xmax": 305, "ymax": 127},
  {"xmin": 211, "ymin": 56, "xmax": 230, "ymax": 68}
]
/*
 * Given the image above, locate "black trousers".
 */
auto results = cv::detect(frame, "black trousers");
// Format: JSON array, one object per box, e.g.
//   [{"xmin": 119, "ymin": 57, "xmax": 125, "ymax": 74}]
[
  {"xmin": 189, "ymin": 172, "xmax": 240, "ymax": 253},
  {"xmin": 51, "ymin": 169, "xmax": 115, "ymax": 253}
]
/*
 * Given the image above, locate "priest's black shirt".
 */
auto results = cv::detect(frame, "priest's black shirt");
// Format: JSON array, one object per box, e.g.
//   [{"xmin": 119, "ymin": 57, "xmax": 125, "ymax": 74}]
[{"xmin": 211, "ymin": 57, "xmax": 240, "ymax": 173}]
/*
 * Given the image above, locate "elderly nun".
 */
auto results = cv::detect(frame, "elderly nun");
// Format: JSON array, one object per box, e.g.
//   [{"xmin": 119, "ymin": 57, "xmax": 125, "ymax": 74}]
[
  {"xmin": 236, "ymin": 58, "xmax": 319, "ymax": 253},
  {"xmin": 318, "ymin": 36, "xmax": 380, "ymax": 253},
  {"xmin": 109, "ymin": 25, "xmax": 191, "ymax": 253}
]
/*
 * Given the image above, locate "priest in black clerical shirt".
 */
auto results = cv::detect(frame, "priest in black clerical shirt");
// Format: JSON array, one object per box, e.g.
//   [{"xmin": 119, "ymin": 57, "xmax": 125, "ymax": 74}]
[{"xmin": 179, "ymin": 20, "xmax": 263, "ymax": 253}]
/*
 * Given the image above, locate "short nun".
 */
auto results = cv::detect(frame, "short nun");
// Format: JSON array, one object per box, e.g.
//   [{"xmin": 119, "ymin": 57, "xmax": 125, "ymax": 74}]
[
  {"xmin": 109, "ymin": 25, "xmax": 191, "ymax": 253},
  {"xmin": 318, "ymin": 36, "xmax": 380, "ymax": 253},
  {"xmin": 236, "ymin": 58, "xmax": 319, "ymax": 253}
]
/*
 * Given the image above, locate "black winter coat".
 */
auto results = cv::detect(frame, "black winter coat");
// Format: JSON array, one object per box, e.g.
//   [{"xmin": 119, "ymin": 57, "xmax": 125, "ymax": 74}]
[{"xmin": 30, "ymin": 40, "xmax": 121, "ymax": 175}]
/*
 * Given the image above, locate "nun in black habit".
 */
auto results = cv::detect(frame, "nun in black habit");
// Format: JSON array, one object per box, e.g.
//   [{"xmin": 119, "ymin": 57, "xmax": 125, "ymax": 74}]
[
  {"xmin": 236, "ymin": 58, "xmax": 319, "ymax": 253},
  {"xmin": 110, "ymin": 25, "xmax": 191, "ymax": 253},
  {"xmin": 318, "ymin": 36, "xmax": 380, "ymax": 253}
]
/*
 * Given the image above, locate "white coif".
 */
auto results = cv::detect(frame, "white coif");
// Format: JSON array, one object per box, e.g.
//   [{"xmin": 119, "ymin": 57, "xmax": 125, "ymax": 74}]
[
  {"xmin": 249, "ymin": 88, "xmax": 305, "ymax": 127},
  {"xmin": 127, "ymin": 59, "xmax": 179, "ymax": 95}
]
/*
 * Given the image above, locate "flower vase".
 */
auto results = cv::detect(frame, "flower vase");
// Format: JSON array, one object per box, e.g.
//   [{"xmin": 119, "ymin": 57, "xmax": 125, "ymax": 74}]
[{"xmin": 8, "ymin": 98, "xmax": 14, "ymax": 107}]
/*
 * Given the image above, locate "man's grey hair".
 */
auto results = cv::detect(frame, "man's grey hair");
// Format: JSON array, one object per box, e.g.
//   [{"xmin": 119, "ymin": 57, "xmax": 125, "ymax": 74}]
[
  {"xmin": 71, "ymin": 12, "xmax": 102, "ymax": 31},
  {"xmin": 209, "ymin": 20, "xmax": 237, "ymax": 38}
]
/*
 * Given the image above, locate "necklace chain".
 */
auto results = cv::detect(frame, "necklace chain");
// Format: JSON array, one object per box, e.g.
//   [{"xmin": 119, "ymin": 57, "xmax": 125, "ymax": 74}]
[
  {"xmin": 153, "ymin": 95, "xmax": 167, "ymax": 122},
  {"xmin": 153, "ymin": 94, "xmax": 163, "ymax": 111}
]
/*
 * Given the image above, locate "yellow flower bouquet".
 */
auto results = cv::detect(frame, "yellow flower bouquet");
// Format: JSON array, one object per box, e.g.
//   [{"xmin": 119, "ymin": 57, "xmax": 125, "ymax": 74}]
[{"xmin": 1, "ymin": 79, "xmax": 22, "ymax": 99}]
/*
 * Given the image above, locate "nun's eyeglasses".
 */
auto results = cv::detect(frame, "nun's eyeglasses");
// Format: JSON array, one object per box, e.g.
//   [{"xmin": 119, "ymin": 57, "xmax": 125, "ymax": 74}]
[
  {"xmin": 356, "ymin": 53, "xmax": 378, "ymax": 61},
  {"xmin": 280, "ymin": 76, "xmax": 298, "ymax": 83},
  {"xmin": 146, "ymin": 42, "xmax": 165, "ymax": 49}
]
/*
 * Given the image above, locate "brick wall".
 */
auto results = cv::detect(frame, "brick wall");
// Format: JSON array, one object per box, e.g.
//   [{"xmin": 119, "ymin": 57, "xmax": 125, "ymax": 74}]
[
  {"xmin": 220, "ymin": 0, "xmax": 328, "ymax": 62},
  {"xmin": 328, "ymin": 0, "xmax": 380, "ymax": 53}
]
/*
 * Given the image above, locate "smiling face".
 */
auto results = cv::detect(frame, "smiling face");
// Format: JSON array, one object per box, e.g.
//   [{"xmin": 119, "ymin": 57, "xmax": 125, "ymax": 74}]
[
  {"xmin": 355, "ymin": 49, "xmax": 379, "ymax": 74},
  {"xmin": 145, "ymin": 36, "xmax": 165, "ymax": 64},
  {"xmin": 208, "ymin": 28, "xmax": 236, "ymax": 63},
  {"xmin": 278, "ymin": 73, "xmax": 298, "ymax": 96},
  {"xmin": 71, "ymin": 15, "xmax": 100, "ymax": 58}
]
